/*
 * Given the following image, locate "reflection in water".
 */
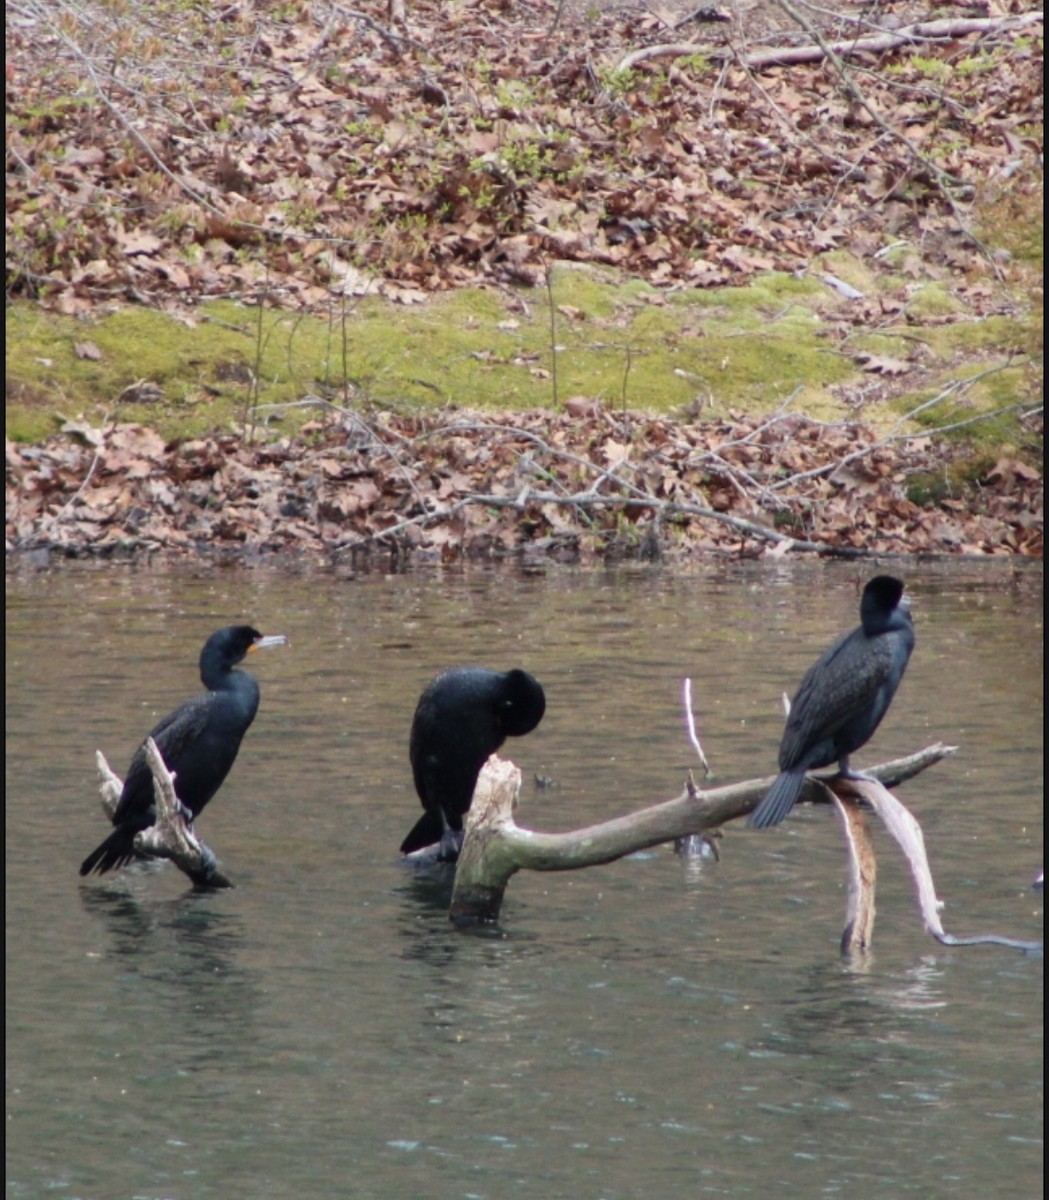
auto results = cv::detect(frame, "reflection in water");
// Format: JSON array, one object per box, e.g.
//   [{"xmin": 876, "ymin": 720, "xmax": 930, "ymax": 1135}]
[
  {"xmin": 78, "ymin": 883, "xmax": 260, "ymax": 1070},
  {"xmin": 396, "ymin": 861, "xmax": 457, "ymax": 915},
  {"xmin": 845, "ymin": 953, "xmax": 951, "ymax": 1011},
  {"xmin": 393, "ymin": 863, "xmax": 466, "ymax": 974},
  {"xmin": 773, "ymin": 958, "xmax": 950, "ymax": 1068}
]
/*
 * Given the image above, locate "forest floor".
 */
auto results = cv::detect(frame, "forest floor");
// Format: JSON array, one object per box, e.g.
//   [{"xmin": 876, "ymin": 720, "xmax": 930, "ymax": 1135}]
[{"xmin": 5, "ymin": 0, "xmax": 1043, "ymax": 564}]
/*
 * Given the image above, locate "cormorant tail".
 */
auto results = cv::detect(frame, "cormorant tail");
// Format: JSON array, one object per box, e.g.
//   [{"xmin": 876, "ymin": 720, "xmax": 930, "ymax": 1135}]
[
  {"xmin": 400, "ymin": 810, "xmax": 447, "ymax": 856},
  {"xmin": 79, "ymin": 826, "xmax": 138, "ymax": 876},
  {"xmin": 749, "ymin": 769, "xmax": 807, "ymax": 829}
]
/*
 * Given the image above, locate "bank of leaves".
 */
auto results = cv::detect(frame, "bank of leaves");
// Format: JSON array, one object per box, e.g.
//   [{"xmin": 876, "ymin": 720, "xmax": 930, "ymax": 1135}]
[
  {"xmin": 6, "ymin": 2, "xmax": 1043, "ymax": 562},
  {"xmin": 6, "ymin": 408, "xmax": 1042, "ymax": 564},
  {"xmin": 5, "ymin": 0, "xmax": 1043, "ymax": 313}
]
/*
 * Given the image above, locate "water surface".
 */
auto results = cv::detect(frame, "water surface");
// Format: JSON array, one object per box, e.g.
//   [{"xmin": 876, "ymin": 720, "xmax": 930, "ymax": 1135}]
[{"xmin": 6, "ymin": 562, "xmax": 1043, "ymax": 1199}]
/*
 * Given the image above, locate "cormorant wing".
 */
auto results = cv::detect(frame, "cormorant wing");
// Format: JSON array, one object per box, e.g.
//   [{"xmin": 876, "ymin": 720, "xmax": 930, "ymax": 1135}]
[
  {"xmin": 111, "ymin": 694, "xmax": 214, "ymax": 823},
  {"xmin": 779, "ymin": 630, "xmax": 900, "ymax": 769}
]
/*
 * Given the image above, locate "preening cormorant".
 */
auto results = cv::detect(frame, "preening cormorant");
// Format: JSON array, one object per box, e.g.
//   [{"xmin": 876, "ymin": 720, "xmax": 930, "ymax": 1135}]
[
  {"xmin": 401, "ymin": 667, "xmax": 546, "ymax": 862},
  {"xmin": 79, "ymin": 625, "xmax": 286, "ymax": 876},
  {"xmin": 749, "ymin": 576, "xmax": 915, "ymax": 830}
]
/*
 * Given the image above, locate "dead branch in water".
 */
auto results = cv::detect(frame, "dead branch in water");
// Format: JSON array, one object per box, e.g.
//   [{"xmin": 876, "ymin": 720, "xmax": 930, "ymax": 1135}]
[
  {"xmin": 447, "ymin": 748, "xmax": 1040, "ymax": 956},
  {"xmin": 95, "ymin": 740, "xmax": 233, "ymax": 888},
  {"xmin": 448, "ymin": 746, "xmax": 940, "ymax": 918},
  {"xmin": 833, "ymin": 777, "xmax": 1041, "ymax": 954}
]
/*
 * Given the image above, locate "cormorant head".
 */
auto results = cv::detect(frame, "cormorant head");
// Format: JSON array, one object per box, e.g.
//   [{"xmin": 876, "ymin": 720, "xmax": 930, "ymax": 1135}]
[
  {"xmin": 200, "ymin": 626, "xmax": 288, "ymax": 676},
  {"xmin": 500, "ymin": 669, "xmax": 546, "ymax": 737},
  {"xmin": 860, "ymin": 576, "xmax": 909, "ymax": 633}
]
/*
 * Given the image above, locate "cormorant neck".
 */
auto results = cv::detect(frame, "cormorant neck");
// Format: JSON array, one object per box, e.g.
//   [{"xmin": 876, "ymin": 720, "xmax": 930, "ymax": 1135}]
[{"xmin": 200, "ymin": 657, "xmax": 247, "ymax": 691}]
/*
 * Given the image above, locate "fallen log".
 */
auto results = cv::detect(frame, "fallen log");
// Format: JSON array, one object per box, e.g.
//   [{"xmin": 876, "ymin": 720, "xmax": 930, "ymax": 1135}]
[{"xmin": 615, "ymin": 13, "xmax": 1044, "ymax": 74}]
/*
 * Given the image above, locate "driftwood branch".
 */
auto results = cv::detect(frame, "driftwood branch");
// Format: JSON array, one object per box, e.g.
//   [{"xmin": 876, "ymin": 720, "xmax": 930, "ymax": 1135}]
[
  {"xmin": 832, "ymin": 788, "xmax": 877, "ymax": 953},
  {"xmin": 448, "ymin": 744, "xmax": 951, "ymax": 922},
  {"xmin": 615, "ymin": 13, "xmax": 1043, "ymax": 73},
  {"xmin": 448, "ymin": 748, "xmax": 1041, "ymax": 957},
  {"xmin": 838, "ymin": 777, "xmax": 1042, "ymax": 954},
  {"xmin": 95, "ymin": 741, "xmax": 233, "ymax": 888}
]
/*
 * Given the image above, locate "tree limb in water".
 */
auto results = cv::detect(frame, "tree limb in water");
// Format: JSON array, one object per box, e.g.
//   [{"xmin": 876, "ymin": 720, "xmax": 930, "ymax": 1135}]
[
  {"xmin": 95, "ymin": 740, "xmax": 233, "ymax": 888},
  {"xmin": 448, "ymin": 748, "xmax": 1041, "ymax": 956},
  {"xmin": 835, "ymin": 777, "xmax": 1042, "ymax": 954},
  {"xmin": 449, "ymin": 746, "xmax": 945, "ymax": 916}
]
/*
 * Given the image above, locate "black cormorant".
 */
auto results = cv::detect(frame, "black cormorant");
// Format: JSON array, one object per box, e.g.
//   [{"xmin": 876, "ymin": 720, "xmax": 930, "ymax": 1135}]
[
  {"xmin": 79, "ymin": 625, "xmax": 286, "ymax": 876},
  {"xmin": 401, "ymin": 667, "xmax": 546, "ymax": 861},
  {"xmin": 749, "ymin": 576, "xmax": 915, "ymax": 830}
]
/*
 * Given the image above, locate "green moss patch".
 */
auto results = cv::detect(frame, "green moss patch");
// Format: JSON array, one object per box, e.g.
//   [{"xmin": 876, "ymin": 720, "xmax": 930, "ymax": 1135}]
[{"xmin": 5, "ymin": 247, "xmax": 1040, "ymax": 451}]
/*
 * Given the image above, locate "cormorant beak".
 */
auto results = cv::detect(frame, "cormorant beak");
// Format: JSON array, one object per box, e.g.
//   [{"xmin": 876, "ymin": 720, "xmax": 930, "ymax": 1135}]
[{"xmin": 249, "ymin": 634, "xmax": 288, "ymax": 653}]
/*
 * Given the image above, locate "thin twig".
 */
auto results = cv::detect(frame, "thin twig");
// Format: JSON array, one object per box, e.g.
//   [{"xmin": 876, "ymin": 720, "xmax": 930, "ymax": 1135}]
[{"xmin": 683, "ymin": 678, "xmax": 712, "ymax": 776}]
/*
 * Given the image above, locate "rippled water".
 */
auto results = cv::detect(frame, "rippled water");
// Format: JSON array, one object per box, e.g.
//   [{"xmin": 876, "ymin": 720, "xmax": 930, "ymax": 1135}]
[{"xmin": 6, "ymin": 561, "xmax": 1043, "ymax": 1199}]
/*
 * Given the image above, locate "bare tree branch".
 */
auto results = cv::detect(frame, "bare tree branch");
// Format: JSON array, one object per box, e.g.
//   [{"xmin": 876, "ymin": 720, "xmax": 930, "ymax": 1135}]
[
  {"xmin": 615, "ymin": 13, "xmax": 1043, "ymax": 73},
  {"xmin": 445, "ymin": 746, "xmax": 1040, "ymax": 957},
  {"xmin": 94, "ymin": 742, "xmax": 233, "ymax": 888},
  {"xmin": 447, "ymin": 744, "xmax": 955, "ymax": 923},
  {"xmin": 832, "ymin": 789, "xmax": 877, "ymax": 954},
  {"xmin": 844, "ymin": 777, "xmax": 1043, "ymax": 952}
]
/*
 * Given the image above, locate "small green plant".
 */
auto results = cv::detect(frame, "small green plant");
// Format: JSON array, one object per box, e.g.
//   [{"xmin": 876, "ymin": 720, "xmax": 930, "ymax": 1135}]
[
  {"xmin": 495, "ymin": 78, "xmax": 537, "ymax": 110},
  {"xmin": 282, "ymin": 198, "xmax": 321, "ymax": 227},
  {"xmin": 461, "ymin": 181, "xmax": 498, "ymax": 212},
  {"xmin": 680, "ymin": 52, "xmax": 710, "ymax": 74},
  {"xmin": 956, "ymin": 50, "xmax": 1002, "ymax": 77},
  {"xmin": 155, "ymin": 204, "xmax": 206, "ymax": 238},
  {"xmin": 907, "ymin": 56, "xmax": 952, "ymax": 82},
  {"xmin": 598, "ymin": 65, "xmax": 641, "ymax": 97},
  {"xmin": 500, "ymin": 138, "xmax": 549, "ymax": 180}
]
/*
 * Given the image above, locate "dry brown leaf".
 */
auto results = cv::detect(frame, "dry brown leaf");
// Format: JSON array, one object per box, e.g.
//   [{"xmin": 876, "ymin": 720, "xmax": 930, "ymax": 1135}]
[{"xmin": 855, "ymin": 353, "xmax": 911, "ymax": 376}]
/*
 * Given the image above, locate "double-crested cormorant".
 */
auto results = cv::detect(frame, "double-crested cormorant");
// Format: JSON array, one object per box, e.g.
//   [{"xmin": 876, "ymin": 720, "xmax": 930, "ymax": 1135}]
[
  {"xmin": 401, "ymin": 667, "xmax": 546, "ymax": 861},
  {"xmin": 79, "ymin": 625, "xmax": 286, "ymax": 876},
  {"xmin": 749, "ymin": 576, "xmax": 915, "ymax": 830}
]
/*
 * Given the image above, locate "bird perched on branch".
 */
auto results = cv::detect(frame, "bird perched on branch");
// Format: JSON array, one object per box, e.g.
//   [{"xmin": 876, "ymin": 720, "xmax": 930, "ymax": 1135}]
[
  {"xmin": 79, "ymin": 625, "xmax": 286, "ymax": 876},
  {"xmin": 401, "ymin": 667, "xmax": 546, "ymax": 862},
  {"xmin": 749, "ymin": 576, "xmax": 915, "ymax": 830}
]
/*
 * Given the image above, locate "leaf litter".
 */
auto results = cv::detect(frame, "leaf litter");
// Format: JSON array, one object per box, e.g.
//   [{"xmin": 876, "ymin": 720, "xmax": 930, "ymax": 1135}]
[
  {"xmin": 5, "ymin": 0, "xmax": 1043, "ymax": 563},
  {"xmin": 6, "ymin": 405, "xmax": 1042, "ymax": 563}
]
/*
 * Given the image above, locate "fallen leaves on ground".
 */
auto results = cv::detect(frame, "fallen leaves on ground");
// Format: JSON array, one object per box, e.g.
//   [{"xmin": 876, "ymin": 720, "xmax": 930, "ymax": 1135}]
[
  {"xmin": 5, "ymin": 0, "xmax": 1043, "ymax": 315},
  {"xmin": 6, "ymin": 408, "xmax": 1042, "ymax": 564}
]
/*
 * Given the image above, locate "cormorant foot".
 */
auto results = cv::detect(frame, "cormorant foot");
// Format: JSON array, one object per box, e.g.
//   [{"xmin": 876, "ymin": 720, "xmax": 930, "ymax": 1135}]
[
  {"xmin": 839, "ymin": 767, "xmax": 879, "ymax": 784},
  {"xmin": 437, "ymin": 830, "xmax": 464, "ymax": 864}
]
